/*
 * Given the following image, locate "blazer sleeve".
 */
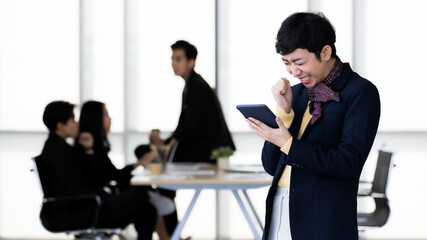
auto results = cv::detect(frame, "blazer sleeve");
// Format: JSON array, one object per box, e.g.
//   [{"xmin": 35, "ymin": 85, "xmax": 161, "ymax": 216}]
[
  {"xmin": 261, "ymin": 107, "xmax": 295, "ymax": 176},
  {"xmin": 286, "ymin": 81, "xmax": 381, "ymax": 180},
  {"xmin": 262, "ymin": 141, "xmax": 283, "ymax": 176},
  {"xmin": 99, "ymin": 154, "xmax": 133, "ymax": 185}
]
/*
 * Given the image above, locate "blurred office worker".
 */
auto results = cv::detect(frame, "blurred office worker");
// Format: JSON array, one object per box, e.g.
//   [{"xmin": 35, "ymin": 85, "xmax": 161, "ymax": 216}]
[
  {"xmin": 39, "ymin": 101, "xmax": 157, "ymax": 240},
  {"xmin": 150, "ymin": 40, "xmax": 235, "ymax": 163},
  {"xmin": 246, "ymin": 12, "xmax": 381, "ymax": 239},
  {"xmin": 77, "ymin": 101, "xmax": 144, "ymax": 190},
  {"xmin": 76, "ymin": 100, "xmax": 174, "ymax": 240}
]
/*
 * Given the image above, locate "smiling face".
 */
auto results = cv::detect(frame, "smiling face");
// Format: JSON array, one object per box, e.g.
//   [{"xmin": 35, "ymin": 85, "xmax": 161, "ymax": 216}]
[{"xmin": 282, "ymin": 47, "xmax": 334, "ymax": 89}]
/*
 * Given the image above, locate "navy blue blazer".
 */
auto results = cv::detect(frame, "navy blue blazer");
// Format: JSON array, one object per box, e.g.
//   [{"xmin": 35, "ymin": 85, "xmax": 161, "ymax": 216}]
[{"xmin": 262, "ymin": 63, "xmax": 380, "ymax": 240}]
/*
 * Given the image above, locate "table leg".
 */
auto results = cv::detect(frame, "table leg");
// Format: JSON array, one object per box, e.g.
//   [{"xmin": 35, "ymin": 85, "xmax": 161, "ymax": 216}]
[
  {"xmin": 231, "ymin": 189, "xmax": 262, "ymax": 240},
  {"xmin": 171, "ymin": 189, "xmax": 202, "ymax": 240},
  {"xmin": 242, "ymin": 189, "xmax": 264, "ymax": 230}
]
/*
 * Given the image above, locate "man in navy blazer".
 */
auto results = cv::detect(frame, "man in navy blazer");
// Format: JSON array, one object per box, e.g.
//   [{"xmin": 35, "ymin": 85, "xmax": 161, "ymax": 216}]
[{"xmin": 246, "ymin": 13, "xmax": 380, "ymax": 239}]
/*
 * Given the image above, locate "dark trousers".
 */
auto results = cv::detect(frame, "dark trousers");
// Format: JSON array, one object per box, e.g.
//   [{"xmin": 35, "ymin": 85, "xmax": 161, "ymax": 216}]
[{"xmin": 97, "ymin": 186, "xmax": 157, "ymax": 240}]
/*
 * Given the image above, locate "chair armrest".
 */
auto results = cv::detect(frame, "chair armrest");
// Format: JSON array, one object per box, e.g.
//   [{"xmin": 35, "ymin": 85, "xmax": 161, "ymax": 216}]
[
  {"xmin": 357, "ymin": 190, "xmax": 387, "ymax": 199},
  {"xmin": 357, "ymin": 189, "xmax": 372, "ymax": 196},
  {"xmin": 102, "ymin": 181, "xmax": 120, "ymax": 196},
  {"xmin": 358, "ymin": 181, "xmax": 373, "ymax": 196},
  {"xmin": 370, "ymin": 192, "xmax": 387, "ymax": 198},
  {"xmin": 44, "ymin": 194, "xmax": 101, "ymax": 204},
  {"xmin": 41, "ymin": 194, "xmax": 102, "ymax": 232}
]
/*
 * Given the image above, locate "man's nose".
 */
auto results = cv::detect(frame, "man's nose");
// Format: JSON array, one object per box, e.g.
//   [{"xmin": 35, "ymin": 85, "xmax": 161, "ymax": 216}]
[{"xmin": 290, "ymin": 65, "xmax": 301, "ymax": 77}]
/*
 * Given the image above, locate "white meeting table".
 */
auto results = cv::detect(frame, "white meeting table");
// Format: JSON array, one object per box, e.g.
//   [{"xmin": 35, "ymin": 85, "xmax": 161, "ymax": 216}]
[{"xmin": 131, "ymin": 166, "xmax": 272, "ymax": 240}]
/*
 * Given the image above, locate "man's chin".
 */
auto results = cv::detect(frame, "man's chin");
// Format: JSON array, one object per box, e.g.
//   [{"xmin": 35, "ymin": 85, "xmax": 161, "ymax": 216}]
[{"xmin": 303, "ymin": 83, "xmax": 315, "ymax": 89}]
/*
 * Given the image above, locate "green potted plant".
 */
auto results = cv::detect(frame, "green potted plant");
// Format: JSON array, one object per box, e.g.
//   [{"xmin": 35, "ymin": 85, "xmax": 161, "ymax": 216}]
[{"xmin": 211, "ymin": 146, "xmax": 234, "ymax": 171}]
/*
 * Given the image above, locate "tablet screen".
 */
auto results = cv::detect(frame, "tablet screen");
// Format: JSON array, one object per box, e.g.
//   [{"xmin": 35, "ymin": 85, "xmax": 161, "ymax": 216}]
[{"xmin": 236, "ymin": 104, "xmax": 279, "ymax": 128}]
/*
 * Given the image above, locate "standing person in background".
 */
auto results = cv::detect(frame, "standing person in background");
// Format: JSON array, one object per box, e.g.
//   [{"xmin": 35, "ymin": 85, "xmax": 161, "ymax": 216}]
[
  {"xmin": 246, "ymin": 12, "xmax": 380, "ymax": 239},
  {"xmin": 149, "ymin": 40, "xmax": 235, "ymax": 237},
  {"xmin": 150, "ymin": 40, "xmax": 235, "ymax": 163}
]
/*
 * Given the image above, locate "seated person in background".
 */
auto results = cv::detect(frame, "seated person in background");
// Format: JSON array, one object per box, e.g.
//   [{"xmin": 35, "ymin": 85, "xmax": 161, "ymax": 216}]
[
  {"xmin": 135, "ymin": 144, "xmax": 185, "ymax": 239},
  {"xmin": 77, "ymin": 100, "xmax": 176, "ymax": 240},
  {"xmin": 76, "ymin": 100, "xmax": 140, "ymax": 191},
  {"xmin": 39, "ymin": 101, "xmax": 156, "ymax": 240},
  {"xmin": 150, "ymin": 40, "xmax": 235, "ymax": 163}
]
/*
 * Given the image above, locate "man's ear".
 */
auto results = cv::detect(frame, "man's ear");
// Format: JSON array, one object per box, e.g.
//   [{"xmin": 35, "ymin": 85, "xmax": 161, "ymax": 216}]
[
  {"xmin": 189, "ymin": 59, "xmax": 196, "ymax": 69},
  {"xmin": 321, "ymin": 45, "xmax": 332, "ymax": 61},
  {"xmin": 56, "ymin": 122, "xmax": 62, "ymax": 131},
  {"xmin": 56, "ymin": 122, "xmax": 65, "ymax": 133}
]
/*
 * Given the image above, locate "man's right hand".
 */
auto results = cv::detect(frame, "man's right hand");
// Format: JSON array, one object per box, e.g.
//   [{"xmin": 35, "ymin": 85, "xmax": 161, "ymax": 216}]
[
  {"xmin": 271, "ymin": 77, "xmax": 292, "ymax": 113},
  {"xmin": 149, "ymin": 130, "xmax": 164, "ymax": 146}
]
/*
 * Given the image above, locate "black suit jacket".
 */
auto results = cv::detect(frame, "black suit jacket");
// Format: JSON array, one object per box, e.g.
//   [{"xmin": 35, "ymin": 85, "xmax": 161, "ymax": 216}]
[
  {"xmin": 171, "ymin": 70, "xmax": 235, "ymax": 162},
  {"xmin": 262, "ymin": 63, "xmax": 381, "ymax": 240},
  {"xmin": 38, "ymin": 133, "xmax": 104, "ymax": 230},
  {"xmin": 39, "ymin": 133, "xmax": 100, "ymax": 197}
]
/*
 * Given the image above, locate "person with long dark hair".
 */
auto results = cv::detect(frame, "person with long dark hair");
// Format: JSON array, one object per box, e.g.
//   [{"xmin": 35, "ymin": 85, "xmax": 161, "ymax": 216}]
[
  {"xmin": 77, "ymin": 100, "xmax": 179, "ymax": 240},
  {"xmin": 77, "ymin": 100, "xmax": 137, "ymax": 191}
]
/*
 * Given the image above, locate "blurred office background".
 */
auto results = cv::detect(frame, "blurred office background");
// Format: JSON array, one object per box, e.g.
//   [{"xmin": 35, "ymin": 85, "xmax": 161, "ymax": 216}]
[{"xmin": 0, "ymin": 0, "xmax": 426, "ymax": 239}]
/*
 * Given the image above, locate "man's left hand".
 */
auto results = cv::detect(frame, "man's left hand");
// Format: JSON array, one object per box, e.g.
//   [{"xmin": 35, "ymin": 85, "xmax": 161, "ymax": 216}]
[{"xmin": 246, "ymin": 116, "xmax": 291, "ymax": 147}]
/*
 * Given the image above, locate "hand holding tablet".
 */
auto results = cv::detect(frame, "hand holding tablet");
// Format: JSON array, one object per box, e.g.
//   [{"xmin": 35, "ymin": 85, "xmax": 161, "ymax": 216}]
[{"xmin": 236, "ymin": 104, "xmax": 279, "ymax": 128}]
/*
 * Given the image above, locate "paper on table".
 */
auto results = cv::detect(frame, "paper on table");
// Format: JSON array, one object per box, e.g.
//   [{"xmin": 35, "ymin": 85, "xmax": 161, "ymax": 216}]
[
  {"xmin": 223, "ymin": 173, "xmax": 271, "ymax": 180},
  {"xmin": 165, "ymin": 162, "xmax": 213, "ymax": 171},
  {"xmin": 221, "ymin": 165, "xmax": 266, "ymax": 174},
  {"xmin": 167, "ymin": 170, "xmax": 216, "ymax": 176},
  {"xmin": 151, "ymin": 175, "xmax": 188, "ymax": 181}
]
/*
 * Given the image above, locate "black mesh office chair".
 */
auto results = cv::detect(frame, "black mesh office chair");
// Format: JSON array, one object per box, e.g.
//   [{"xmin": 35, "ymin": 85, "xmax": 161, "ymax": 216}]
[
  {"xmin": 32, "ymin": 156, "xmax": 126, "ymax": 240},
  {"xmin": 357, "ymin": 150, "xmax": 394, "ymax": 229}
]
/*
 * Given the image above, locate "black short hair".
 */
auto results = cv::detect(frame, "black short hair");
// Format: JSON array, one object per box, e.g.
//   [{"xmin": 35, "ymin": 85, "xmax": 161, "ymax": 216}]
[
  {"xmin": 134, "ymin": 144, "xmax": 151, "ymax": 159},
  {"xmin": 275, "ymin": 12, "xmax": 337, "ymax": 61},
  {"xmin": 171, "ymin": 40, "xmax": 198, "ymax": 60},
  {"xmin": 42, "ymin": 101, "xmax": 75, "ymax": 132}
]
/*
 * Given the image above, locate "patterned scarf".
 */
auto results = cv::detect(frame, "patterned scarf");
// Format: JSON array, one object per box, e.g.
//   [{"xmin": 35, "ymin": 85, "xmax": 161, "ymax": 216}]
[{"xmin": 308, "ymin": 58, "xmax": 343, "ymax": 124}]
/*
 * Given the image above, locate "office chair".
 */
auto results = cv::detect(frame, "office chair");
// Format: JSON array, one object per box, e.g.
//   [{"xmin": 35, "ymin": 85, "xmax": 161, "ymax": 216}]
[
  {"xmin": 357, "ymin": 150, "xmax": 394, "ymax": 229},
  {"xmin": 32, "ymin": 156, "xmax": 126, "ymax": 240}
]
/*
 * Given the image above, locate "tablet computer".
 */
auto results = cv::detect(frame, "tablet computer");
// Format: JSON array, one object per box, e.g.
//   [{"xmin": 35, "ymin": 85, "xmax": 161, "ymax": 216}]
[{"xmin": 236, "ymin": 104, "xmax": 279, "ymax": 128}]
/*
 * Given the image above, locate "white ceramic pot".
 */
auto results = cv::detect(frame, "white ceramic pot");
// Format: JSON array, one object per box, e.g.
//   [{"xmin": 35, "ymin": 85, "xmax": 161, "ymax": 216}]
[{"xmin": 217, "ymin": 157, "xmax": 229, "ymax": 171}]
